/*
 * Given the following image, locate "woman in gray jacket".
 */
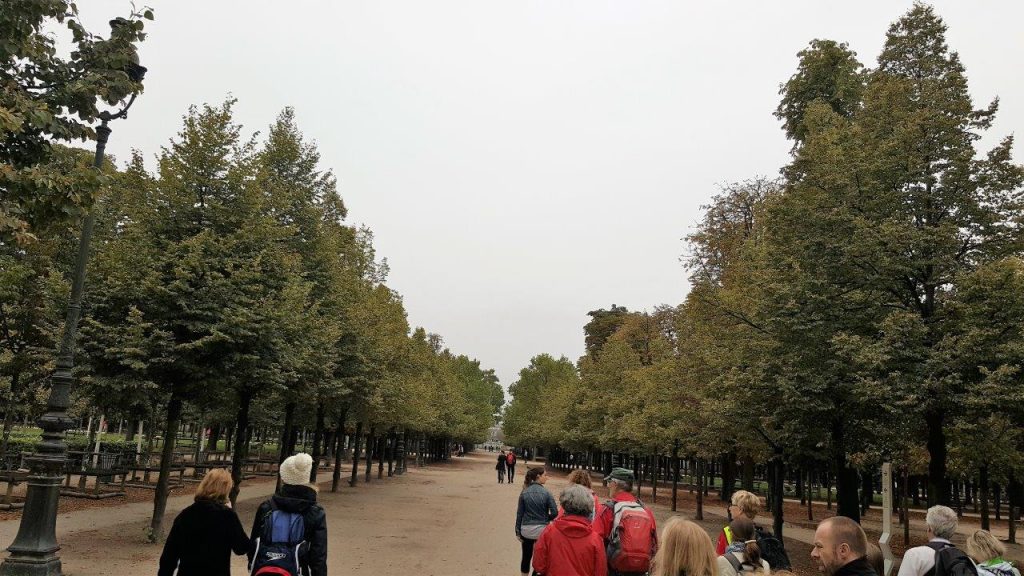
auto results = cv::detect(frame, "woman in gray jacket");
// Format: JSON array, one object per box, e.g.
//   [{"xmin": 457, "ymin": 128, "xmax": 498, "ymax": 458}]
[{"xmin": 515, "ymin": 466, "xmax": 558, "ymax": 576}]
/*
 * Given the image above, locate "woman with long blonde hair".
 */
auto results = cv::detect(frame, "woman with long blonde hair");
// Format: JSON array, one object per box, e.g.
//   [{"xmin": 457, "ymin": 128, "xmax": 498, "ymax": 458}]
[{"xmin": 651, "ymin": 517, "xmax": 718, "ymax": 576}]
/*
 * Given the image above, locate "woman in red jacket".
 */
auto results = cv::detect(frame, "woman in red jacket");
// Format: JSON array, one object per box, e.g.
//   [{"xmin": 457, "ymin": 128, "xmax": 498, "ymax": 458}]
[{"xmin": 533, "ymin": 484, "xmax": 607, "ymax": 576}]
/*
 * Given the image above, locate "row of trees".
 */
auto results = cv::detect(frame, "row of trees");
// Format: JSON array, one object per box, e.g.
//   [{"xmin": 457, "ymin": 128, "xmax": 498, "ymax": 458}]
[
  {"xmin": 2, "ymin": 3, "xmax": 501, "ymax": 541},
  {"xmin": 504, "ymin": 3, "xmax": 1024, "ymax": 534}
]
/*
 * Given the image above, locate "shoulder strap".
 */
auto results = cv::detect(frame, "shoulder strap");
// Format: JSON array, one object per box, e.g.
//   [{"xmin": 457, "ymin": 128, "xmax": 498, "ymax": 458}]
[{"xmin": 726, "ymin": 553, "xmax": 745, "ymax": 574}]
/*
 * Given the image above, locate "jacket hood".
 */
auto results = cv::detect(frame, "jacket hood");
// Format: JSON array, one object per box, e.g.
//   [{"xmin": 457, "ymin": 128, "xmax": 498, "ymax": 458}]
[
  {"xmin": 553, "ymin": 514, "xmax": 596, "ymax": 539},
  {"xmin": 981, "ymin": 561, "xmax": 1017, "ymax": 576},
  {"xmin": 272, "ymin": 483, "xmax": 318, "ymax": 513}
]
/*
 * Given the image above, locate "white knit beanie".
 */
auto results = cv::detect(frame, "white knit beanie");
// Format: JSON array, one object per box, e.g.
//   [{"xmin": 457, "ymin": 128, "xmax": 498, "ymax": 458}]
[{"xmin": 280, "ymin": 453, "xmax": 313, "ymax": 486}]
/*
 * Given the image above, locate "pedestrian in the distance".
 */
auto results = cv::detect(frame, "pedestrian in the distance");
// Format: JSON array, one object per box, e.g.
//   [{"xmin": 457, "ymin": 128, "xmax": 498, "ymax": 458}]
[
  {"xmin": 497, "ymin": 449, "xmax": 508, "ymax": 483},
  {"xmin": 650, "ymin": 517, "xmax": 716, "ymax": 576},
  {"xmin": 507, "ymin": 448, "xmax": 518, "ymax": 483},
  {"xmin": 158, "ymin": 468, "xmax": 249, "ymax": 576},
  {"xmin": 516, "ymin": 466, "xmax": 558, "ymax": 576},
  {"xmin": 532, "ymin": 484, "xmax": 607, "ymax": 576},
  {"xmin": 249, "ymin": 453, "xmax": 329, "ymax": 576}
]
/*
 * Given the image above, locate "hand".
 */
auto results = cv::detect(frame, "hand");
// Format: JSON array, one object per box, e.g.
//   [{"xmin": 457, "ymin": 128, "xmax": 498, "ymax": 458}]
[{"xmin": 517, "ymin": 534, "xmax": 523, "ymax": 542}]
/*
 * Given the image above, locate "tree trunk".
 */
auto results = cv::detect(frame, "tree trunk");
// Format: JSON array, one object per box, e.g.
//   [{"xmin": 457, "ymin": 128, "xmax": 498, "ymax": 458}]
[
  {"xmin": 348, "ymin": 421, "xmax": 363, "ymax": 487},
  {"xmin": 364, "ymin": 425, "xmax": 375, "ymax": 482},
  {"xmin": 279, "ymin": 401, "xmax": 296, "ymax": 464},
  {"xmin": 310, "ymin": 400, "xmax": 326, "ymax": 483},
  {"xmin": 671, "ymin": 441, "xmax": 680, "ymax": 512},
  {"xmin": 149, "ymin": 394, "xmax": 183, "ymax": 542},
  {"xmin": 741, "ymin": 456, "xmax": 755, "ymax": 491},
  {"xmin": 772, "ymin": 451, "xmax": 785, "ymax": 541},
  {"xmin": 377, "ymin": 435, "xmax": 385, "ymax": 479},
  {"xmin": 926, "ymin": 408, "xmax": 949, "ymax": 506},
  {"xmin": 980, "ymin": 466, "xmax": 990, "ymax": 531},
  {"xmin": 721, "ymin": 452, "xmax": 737, "ymax": 502},
  {"xmin": 229, "ymin": 391, "xmax": 252, "ymax": 506},
  {"xmin": 332, "ymin": 407, "xmax": 347, "ymax": 492},
  {"xmin": 696, "ymin": 458, "xmax": 705, "ymax": 521},
  {"xmin": 832, "ymin": 417, "xmax": 860, "ymax": 522}
]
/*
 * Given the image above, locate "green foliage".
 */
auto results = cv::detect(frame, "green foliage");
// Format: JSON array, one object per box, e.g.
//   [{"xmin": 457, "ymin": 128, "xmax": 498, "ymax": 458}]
[{"xmin": 1, "ymin": 2, "xmax": 150, "ymax": 243}]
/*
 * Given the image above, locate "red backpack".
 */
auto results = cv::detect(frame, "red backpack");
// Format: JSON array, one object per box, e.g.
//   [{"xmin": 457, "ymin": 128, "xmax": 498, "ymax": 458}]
[
  {"xmin": 506, "ymin": 452, "xmax": 516, "ymax": 465},
  {"xmin": 605, "ymin": 499, "xmax": 655, "ymax": 573}
]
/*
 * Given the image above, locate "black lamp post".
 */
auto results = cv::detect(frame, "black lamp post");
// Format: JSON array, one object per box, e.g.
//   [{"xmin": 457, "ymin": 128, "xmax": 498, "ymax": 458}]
[{"xmin": 0, "ymin": 41, "xmax": 145, "ymax": 576}]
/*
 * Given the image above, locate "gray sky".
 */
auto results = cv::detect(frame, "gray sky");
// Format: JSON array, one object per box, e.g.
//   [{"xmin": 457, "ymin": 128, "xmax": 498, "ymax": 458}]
[{"xmin": 77, "ymin": 1, "xmax": 1024, "ymax": 392}]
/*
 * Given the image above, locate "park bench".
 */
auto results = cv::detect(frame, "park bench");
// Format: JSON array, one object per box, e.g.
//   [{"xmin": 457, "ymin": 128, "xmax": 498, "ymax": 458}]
[
  {"xmin": 184, "ymin": 451, "xmax": 254, "ymax": 481},
  {"xmin": 60, "ymin": 451, "xmax": 128, "ymax": 499},
  {"xmin": 124, "ymin": 452, "xmax": 186, "ymax": 490},
  {"xmin": 244, "ymin": 457, "xmax": 280, "ymax": 477},
  {"xmin": 0, "ymin": 453, "xmax": 28, "ymax": 510}
]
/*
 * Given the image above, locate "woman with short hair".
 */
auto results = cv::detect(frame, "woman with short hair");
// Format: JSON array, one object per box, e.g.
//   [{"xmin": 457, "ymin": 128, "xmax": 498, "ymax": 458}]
[
  {"xmin": 561, "ymin": 469, "xmax": 601, "ymax": 523},
  {"xmin": 158, "ymin": 468, "xmax": 250, "ymax": 576},
  {"xmin": 966, "ymin": 530, "xmax": 1021, "ymax": 576},
  {"xmin": 651, "ymin": 517, "xmax": 717, "ymax": 576},
  {"xmin": 533, "ymin": 484, "xmax": 607, "ymax": 576}
]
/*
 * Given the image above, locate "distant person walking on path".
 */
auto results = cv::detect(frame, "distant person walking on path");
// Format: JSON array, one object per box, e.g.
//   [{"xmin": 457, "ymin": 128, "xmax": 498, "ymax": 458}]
[
  {"xmin": 718, "ymin": 516, "xmax": 770, "ymax": 576},
  {"xmin": 650, "ymin": 517, "xmax": 716, "ymax": 576},
  {"xmin": 498, "ymin": 450, "xmax": 508, "ymax": 483},
  {"xmin": 559, "ymin": 469, "xmax": 601, "ymax": 522},
  {"xmin": 897, "ymin": 505, "xmax": 972, "ymax": 576},
  {"xmin": 158, "ymin": 468, "xmax": 249, "ymax": 576},
  {"xmin": 811, "ymin": 516, "xmax": 876, "ymax": 576},
  {"xmin": 596, "ymin": 467, "xmax": 657, "ymax": 576},
  {"xmin": 249, "ymin": 453, "xmax": 329, "ymax": 576},
  {"xmin": 507, "ymin": 449, "xmax": 518, "ymax": 483},
  {"xmin": 716, "ymin": 489, "xmax": 761, "ymax": 555},
  {"xmin": 532, "ymin": 484, "xmax": 607, "ymax": 576},
  {"xmin": 966, "ymin": 530, "xmax": 1019, "ymax": 576},
  {"xmin": 516, "ymin": 466, "xmax": 558, "ymax": 576}
]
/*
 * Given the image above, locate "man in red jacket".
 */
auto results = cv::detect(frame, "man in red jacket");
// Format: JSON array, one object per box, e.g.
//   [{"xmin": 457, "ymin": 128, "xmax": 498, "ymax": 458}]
[
  {"xmin": 533, "ymin": 484, "xmax": 607, "ymax": 576},
  {"xmin": 594, "ymin": 468, "xmax": 657, "ymax": 576}
]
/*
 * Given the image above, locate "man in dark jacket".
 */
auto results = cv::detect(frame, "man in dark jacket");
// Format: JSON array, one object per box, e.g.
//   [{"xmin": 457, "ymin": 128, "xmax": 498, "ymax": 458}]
[
  {"xmin": 811, "ymin": 516, "xmax": 878, "ymax": 576},
  {"xmin": 249, "ymin": 453, "xmax": 329, "ymax": 576}
]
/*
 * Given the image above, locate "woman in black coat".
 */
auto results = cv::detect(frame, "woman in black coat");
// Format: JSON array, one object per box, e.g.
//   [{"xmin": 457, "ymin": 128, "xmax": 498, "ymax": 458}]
[
  {"xmin": 158, "ymin": 469, "xmax": 249, "ymax": 576},
  {"xmin": 249, "ymin": 453, "xmax": 329, "ymax": 576}
]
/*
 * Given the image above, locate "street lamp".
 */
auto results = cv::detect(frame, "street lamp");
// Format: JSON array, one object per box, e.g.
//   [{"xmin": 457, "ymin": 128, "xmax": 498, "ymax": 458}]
[{"xmin": 0, "ymin": 30, "xmax": 146, "ymax": 576}]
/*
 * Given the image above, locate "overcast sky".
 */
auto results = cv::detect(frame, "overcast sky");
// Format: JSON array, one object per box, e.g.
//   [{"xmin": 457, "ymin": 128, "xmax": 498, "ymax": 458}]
[{"xmin": 76, "ymin": 1, "xmax": 1023, "ymax": 393}]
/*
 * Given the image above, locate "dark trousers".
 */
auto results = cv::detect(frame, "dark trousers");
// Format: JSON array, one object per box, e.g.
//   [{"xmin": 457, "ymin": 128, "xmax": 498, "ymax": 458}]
[
  {"xmin": 498, "ymin": 469, "xmax": 505, "ymax": 483},
  {"xmin": 507, "ymin": 464, "xmax": 516, "ymax": 482},
  {"xmin": 520, "ymin": 537, "xmax": 536, "ymax": 574}
]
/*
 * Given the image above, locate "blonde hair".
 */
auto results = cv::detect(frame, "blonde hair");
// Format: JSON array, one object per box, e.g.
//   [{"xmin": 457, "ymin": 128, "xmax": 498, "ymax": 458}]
[
  {"xmin": 731, "ymin": 490, "xmax": 760, "ymax": 519},
  {"xmin": 651, "ymin": 517, "xmax": 717, "ymax": 576},
  {"xmin": 965, "ymin": 530, "xmax": 1005, "ymax": 564},
  {"xmin": 195, "ymin": 468, "xmax": 233, "ymax": 504},
  {"xmin": 567, "ymin": 469, "xmax": 592, "ymax": 489}
]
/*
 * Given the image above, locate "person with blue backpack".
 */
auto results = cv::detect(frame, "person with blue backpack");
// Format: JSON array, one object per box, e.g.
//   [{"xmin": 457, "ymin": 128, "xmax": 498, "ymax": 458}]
[{"xmin": 249, "ymin": 453, "xmax": 329, "ymax": 576}]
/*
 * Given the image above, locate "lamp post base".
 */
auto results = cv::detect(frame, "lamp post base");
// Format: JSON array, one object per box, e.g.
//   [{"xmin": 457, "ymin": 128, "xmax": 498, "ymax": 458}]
[{"xmin": 0, "ymin": 470, "xmax": 64, "ymax": 576}]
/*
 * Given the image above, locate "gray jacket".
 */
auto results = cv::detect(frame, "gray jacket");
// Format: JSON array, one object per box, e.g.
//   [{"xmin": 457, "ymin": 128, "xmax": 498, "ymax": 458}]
[{"xmin": 515, "ymin": 483, "xmax": 557, "ymax": 536}]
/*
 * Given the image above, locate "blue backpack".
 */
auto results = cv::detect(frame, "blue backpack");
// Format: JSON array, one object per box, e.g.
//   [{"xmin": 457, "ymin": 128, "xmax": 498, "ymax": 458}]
[{"xmin": 250, "ymin": 502, "xmax": 307, "ymax": 576}]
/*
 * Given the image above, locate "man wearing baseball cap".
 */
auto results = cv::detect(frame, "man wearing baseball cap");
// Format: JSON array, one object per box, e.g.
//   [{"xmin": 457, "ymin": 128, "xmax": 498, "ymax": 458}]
[{"xmin": 595, "ymin": 467, "xmax": 658, "ymax": 575}]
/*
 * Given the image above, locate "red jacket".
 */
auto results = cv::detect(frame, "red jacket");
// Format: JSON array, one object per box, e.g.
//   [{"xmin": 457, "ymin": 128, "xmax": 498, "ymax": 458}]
[
  {"xmin": 594, "ymin": 492, "xmax": 657, "ymax": 546},
  {"xmin": 533, "ymin": 515, "xmax": 608, "ymax": 576}
]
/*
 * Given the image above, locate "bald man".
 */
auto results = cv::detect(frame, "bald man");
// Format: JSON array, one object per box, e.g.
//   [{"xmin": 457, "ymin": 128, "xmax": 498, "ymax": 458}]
[{"xmin": 811, "ymin": 516, "xmax": 878, "ymax": 576}]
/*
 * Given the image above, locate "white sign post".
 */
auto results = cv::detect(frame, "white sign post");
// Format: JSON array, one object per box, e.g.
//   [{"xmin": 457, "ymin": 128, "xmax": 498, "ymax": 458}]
[{"xmin": 881, "ymin": 462, "xmax": 894, "ymax": 576}]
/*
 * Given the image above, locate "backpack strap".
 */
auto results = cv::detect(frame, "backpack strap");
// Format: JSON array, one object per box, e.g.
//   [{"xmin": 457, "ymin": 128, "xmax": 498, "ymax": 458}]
[{"xmin": 726, "ymin": 553, "xmax": 745, "ymax": 574}]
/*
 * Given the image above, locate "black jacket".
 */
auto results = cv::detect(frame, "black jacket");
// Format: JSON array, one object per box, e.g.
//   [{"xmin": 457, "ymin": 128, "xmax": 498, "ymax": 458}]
[
  {"xmin": 836, "ymin": 557, "xmax": 879, "ymax": 576},
  {"xmin": 158, "ymin": 499, "xmax": 249, "ymax": 576},
  {"xmin": 249, "ymin": 484, "xmax": 328, "ymax": 576}
]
